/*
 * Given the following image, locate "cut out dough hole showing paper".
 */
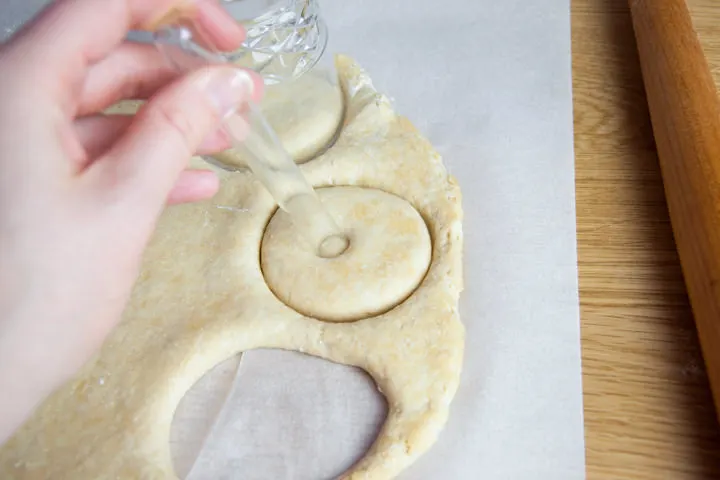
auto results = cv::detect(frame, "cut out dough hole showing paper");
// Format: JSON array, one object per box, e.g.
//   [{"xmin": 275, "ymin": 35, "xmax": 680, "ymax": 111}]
[
  {"xmin": 170, "ymin": 354, "xmax": 242, "ymax": 478},
  {"xmin": 171, "ymin": 350, "xmax": 387, "ymax": 480}
]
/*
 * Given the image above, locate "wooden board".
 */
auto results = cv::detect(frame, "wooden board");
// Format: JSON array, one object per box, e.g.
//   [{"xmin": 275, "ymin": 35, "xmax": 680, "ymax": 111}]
[{"xmin": 573, "ymin": 0, "xmax": 720, "ymax": 477}]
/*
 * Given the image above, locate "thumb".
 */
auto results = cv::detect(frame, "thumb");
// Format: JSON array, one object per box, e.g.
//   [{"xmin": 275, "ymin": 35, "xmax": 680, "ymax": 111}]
[{"xmin": 93, "ymin": 65, "xmax": 259, "ymax": 208}]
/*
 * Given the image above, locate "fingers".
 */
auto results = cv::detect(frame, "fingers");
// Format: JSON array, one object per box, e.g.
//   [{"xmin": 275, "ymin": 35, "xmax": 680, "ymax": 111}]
[
  {"xmin": 91, "ymin": 65, "xmax": 256, "ymax": 209},
  {"xmin": 193, "ymin": 2, "xmax": 246, "ymax": 51},
  {"xmin": 12, "ymin": 0, "xmax": 181, "ymax": 65},
  {"xmin": 7, "ymin": 0, "xmax": 244, "ymax": 111},
  {"xmin": 74, "ymin": 114, "xmax": 233, "ymax": 163},
  {"xmin": 75, "ymin": 115, "xmax": 222, "ymax": 204},
  {"xmin": 78, "ymin": 42, "xmax": 178, "ymax": 116},
  {"xmin": 166, "ymin": 169, "xmax": 219, "ymax": 205},
  {"xmin": 74, "ymin": 115, "xmax": 133, "ymax": 162},
  {"xmin": 146, "ymin": 1, "xmax": 245, "ymax": 52}
]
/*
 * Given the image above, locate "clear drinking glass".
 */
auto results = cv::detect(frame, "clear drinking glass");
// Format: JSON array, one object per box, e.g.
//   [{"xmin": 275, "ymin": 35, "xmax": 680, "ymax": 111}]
[{"xmin": 155, "ymin": 0, "xmax": 328, "ymax": 84}]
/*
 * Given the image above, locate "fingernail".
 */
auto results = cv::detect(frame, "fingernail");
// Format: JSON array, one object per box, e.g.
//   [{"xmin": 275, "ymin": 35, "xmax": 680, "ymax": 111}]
[{"xmin": 202, "ymin": 68, "xmax": 254, "ymax": 118}]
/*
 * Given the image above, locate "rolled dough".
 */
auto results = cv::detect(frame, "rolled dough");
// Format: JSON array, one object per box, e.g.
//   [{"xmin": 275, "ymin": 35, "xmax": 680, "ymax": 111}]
[{"xmin": 0, "ymin": 55, "xmax": 464, "ymax": 479}]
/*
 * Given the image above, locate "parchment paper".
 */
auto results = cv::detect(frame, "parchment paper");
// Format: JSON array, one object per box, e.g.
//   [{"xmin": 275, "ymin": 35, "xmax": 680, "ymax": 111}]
[{"xmin": 1, "ymin": 1, "xmax": 585, "ymax": 478}]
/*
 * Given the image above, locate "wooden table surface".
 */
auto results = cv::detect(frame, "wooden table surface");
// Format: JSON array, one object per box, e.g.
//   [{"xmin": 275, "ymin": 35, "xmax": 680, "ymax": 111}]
[{"xmin": 573, "ymin": 0, "xmax": 720, "ymax": 477}]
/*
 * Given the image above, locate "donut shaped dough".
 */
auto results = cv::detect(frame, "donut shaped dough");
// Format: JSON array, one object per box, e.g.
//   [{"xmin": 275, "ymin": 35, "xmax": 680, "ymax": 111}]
[{"xmin": 261, "ymin": 187, "xmax": 431, "ymax": 322}]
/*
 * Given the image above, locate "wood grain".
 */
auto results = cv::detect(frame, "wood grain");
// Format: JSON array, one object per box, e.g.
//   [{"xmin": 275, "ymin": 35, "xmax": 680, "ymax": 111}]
[
  {"xmin": 573, "ymin": 0, "xmax": 720, "ymax": 477},
  {"xmin": 629, "ymin": 0, "xmax": 720, "ymax": 415}
]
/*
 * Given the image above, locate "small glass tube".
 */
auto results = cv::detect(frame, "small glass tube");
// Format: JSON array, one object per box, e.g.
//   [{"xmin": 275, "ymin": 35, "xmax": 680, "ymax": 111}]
[{"xmin": 223, "ymin": 103, "xmax": 348, "ymax": 258}]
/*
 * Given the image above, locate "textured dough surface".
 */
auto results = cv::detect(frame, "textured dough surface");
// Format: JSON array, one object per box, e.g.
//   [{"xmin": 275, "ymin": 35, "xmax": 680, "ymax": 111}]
[
  {"xmin": 0, "ymin": 55, "xmax": 465, "ymax": 479},
  {"xmin": 262, "ymin": 186, "xmax": 432, "ymax": 322}
]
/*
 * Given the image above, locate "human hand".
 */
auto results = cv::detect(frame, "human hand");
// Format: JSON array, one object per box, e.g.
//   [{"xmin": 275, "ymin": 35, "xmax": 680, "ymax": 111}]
[{"xmin": 0, "ymin": 0, "xmax": 263, "ymax": 443}]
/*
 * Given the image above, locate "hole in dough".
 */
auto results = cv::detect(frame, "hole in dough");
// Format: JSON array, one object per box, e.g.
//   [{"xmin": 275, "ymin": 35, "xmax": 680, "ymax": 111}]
[
  {"xmin": 174, "ymin": 350, "xmax": 387, "ymax": 480},
  {"xmin": 209, "ymin": 69, "xmax": 345, "ymax": 169},
  {"xmin": 261, "ymin": 186, "xmax": 432, "ymax": 322},
  {"xmin": 318, "ymin": 232, "xmax": 351, "ymax": 258},
  {"xmin": 170, "ymin": 354, "xmax": 242, "ymax": 478}
]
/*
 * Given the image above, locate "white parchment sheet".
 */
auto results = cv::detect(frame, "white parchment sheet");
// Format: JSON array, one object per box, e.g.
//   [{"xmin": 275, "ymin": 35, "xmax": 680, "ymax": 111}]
[{"xmin": 1, "ymin": 0, "xmax": 585, "ymax": 478}]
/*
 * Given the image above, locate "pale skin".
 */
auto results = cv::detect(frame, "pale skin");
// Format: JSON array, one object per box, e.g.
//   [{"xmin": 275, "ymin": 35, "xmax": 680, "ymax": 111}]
[{"xmin": 0, "ymin": 0, "xmax": 264, "ymax": 445}]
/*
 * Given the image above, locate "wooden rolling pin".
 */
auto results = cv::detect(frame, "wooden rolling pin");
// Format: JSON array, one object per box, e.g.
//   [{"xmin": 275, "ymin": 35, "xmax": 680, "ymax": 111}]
[{"xmin": 628, "ymin": 0, "xmax": 720, "ymax": 414}]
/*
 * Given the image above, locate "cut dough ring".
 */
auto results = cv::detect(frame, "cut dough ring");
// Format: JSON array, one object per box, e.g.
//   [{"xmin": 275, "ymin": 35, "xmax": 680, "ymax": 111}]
[{"xmin": 260, "ymin": 186, "xmax": 433, "ymax": 323}]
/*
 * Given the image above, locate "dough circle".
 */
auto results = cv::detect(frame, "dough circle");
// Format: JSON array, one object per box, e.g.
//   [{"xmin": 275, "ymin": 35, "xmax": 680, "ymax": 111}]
[
  {"xmin": 210, "ymin": 71, "xmax": 344, "ymax": 169},
  {"xmin": 261, "ymin": 187, "xmax": 431, "ymax": 322}
]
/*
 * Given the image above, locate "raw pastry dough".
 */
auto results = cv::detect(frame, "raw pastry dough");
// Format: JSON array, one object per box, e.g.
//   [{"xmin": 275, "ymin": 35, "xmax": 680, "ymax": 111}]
[
  {"xmin": 0, "ymin": 55, "xmax": 464, "ymax": 479},
  {"xmin": 211, "ymin": 70, "xmax": 344, "ymax": 169},
  {"xmin": 262, "ymin": 187, "xmax": 432, "ymax": 322}
]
